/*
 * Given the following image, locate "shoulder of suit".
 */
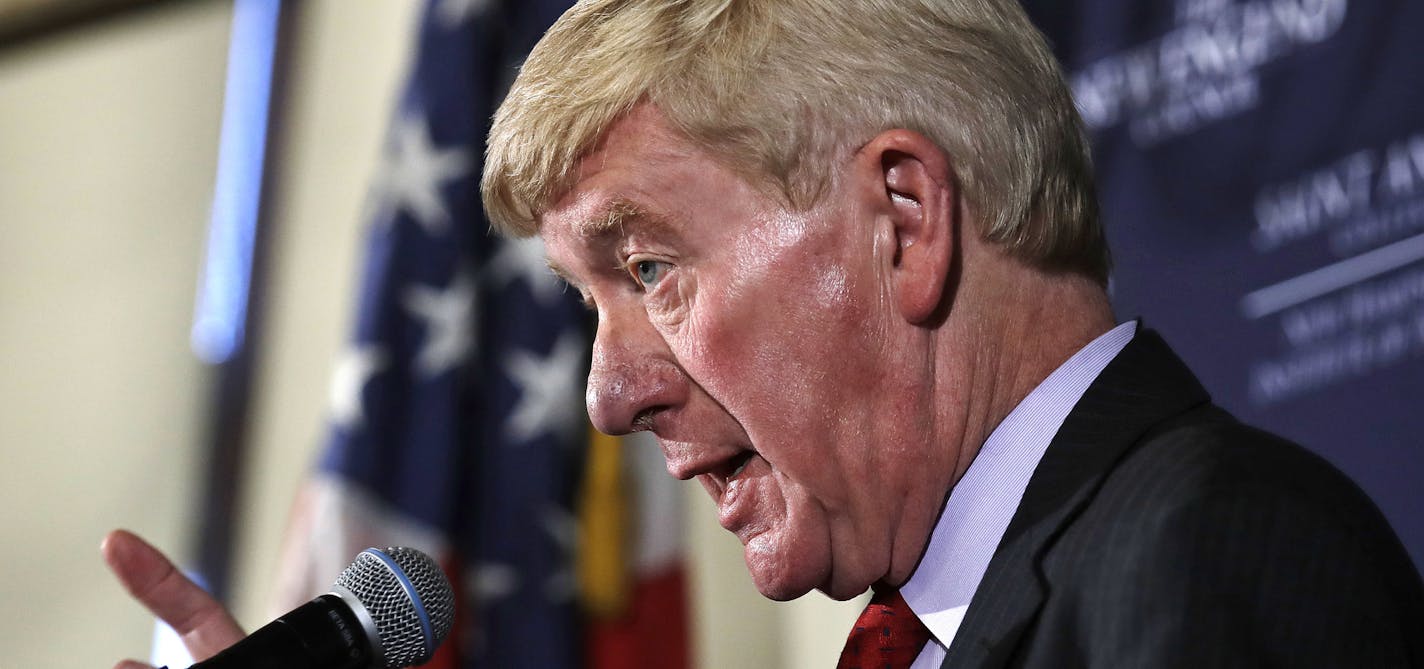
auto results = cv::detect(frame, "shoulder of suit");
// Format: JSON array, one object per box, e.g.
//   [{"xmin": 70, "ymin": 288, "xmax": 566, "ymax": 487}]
[
  {"xmin": 1055, "ymin": 402, "xmax": 1404, "ymax": 564},
  {"xmin": 1031, "ymin": 407, "xmax": 1424, "ymax": 666}
]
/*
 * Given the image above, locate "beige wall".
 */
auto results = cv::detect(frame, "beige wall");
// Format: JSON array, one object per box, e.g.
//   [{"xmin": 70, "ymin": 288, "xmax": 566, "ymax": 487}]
[
  {"xmin": 0, "ymin": 3, "xmax": 860, "ymax": 667},
  {"xmin": 0, "ymin": 2, "xmax": 229, "ymax": 666}
]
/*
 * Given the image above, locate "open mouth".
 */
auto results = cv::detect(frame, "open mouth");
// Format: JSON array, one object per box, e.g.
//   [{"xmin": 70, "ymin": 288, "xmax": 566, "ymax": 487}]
[{"xmin": 726, "ymin": 451, "xmax": 754, "ymax": 480}]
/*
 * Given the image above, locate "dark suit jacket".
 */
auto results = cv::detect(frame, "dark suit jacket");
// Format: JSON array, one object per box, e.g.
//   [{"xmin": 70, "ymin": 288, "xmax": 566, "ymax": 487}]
[{"xmin": 941, "ymin": 329, "xmax": 1424, "ymax": 668}]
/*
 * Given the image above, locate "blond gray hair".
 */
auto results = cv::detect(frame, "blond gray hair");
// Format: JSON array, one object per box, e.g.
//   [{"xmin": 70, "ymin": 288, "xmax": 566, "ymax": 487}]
[{"xmin": 482, "ymin": 0, "xmax": 1108, "ymax": 282}]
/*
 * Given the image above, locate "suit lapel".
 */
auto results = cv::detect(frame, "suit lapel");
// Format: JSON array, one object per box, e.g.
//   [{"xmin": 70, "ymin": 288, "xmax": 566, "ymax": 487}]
[{"xmin": 941, "ymin": 329, "xmax": 1210, "ymax": 668}]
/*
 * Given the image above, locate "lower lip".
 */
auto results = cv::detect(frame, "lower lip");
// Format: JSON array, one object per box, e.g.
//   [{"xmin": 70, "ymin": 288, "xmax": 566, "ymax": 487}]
[
  {"xmin": 717, "ymin": 456, "xmax": 759, "ymax": 533},
  {"xmin": 718, "ymin": 479, "xmax": 745, "ymax": 531}
]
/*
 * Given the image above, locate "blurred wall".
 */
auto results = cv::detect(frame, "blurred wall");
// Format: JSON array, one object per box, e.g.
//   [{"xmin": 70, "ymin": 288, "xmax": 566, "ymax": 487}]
[
  {"xmin": 0, "ymin": 2, "xmax": 229, "ymax": 666},
  {"xmin": 0, "ymin": 2, "xmax": 860, "ymax": 667}
]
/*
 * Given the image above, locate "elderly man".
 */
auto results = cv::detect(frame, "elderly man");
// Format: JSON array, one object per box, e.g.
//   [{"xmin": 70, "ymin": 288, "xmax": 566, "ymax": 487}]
[{"xmin": 107, "ymin": 0, "xmax": 1423, "ymax": 667}]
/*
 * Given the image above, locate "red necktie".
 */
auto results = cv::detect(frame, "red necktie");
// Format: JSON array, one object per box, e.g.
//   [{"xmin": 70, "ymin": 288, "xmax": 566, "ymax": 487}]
[{"xmin": 837, "ymin": 589, "xmax": 933, "ymax": 669}]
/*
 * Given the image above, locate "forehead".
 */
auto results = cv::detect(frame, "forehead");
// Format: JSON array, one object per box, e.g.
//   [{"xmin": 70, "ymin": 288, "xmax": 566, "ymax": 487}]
[
  {"xmin": 536, "ymin": 106, "xmax": 780, "ymax": 271},
  {"xmin": 539, "ymin": 107, "xmax": 697, "ymax": 236}
]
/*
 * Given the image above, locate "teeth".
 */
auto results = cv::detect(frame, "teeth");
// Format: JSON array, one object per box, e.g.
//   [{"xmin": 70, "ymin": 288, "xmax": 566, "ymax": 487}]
[{"xmin": 729, "ymin": 454, "xmax": 751, "ymax": 479}]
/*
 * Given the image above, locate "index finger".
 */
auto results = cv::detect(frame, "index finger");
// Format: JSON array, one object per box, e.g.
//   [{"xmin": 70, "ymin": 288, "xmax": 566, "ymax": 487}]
[{"xmin": 101, "ymin": 529, "xmax": 245, "ymax": 660}]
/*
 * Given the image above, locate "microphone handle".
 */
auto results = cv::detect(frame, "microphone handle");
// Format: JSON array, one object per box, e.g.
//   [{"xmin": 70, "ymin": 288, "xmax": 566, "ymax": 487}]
[{"xmin": 188, "ymin": 594, "xmax": 374, "ymax": 669}]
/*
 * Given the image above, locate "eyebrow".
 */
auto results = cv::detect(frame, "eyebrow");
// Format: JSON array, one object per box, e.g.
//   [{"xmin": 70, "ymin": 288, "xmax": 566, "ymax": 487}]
[{"xmin": 572, "ymin": 196, "xmax": 665, "ymax": 237}]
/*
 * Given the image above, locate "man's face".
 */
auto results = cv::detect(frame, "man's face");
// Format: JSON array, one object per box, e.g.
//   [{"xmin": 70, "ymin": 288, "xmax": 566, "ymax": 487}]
[{"xmin": 540, "ymin": 107, "xmax": 926, "ymax": 600}]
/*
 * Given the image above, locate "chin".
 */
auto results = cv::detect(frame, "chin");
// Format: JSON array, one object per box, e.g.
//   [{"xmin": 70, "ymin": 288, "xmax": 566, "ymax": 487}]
[
  {"xmin": 817, "ymin": 578, "xmax": 874, "ymax": 602},
  {"xmin": 743, "ymin": 538, "xmax": 825, "ymax": 601},
  {"xmin": 754, "ymin": 582, "xmax": 810, "ymax": 601},
  {"xmin": 747, "ymin": 562, "xmax": 874, "ymax": 602},
  {"xmin": 746, "ymin": 558, "xmax": 818, "ymax": 601}
]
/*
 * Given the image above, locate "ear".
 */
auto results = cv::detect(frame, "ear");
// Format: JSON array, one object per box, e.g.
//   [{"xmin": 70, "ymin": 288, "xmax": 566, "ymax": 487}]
[{"xmin": 856, "ymin": 129, "xmax": 957, "ymax": 324}]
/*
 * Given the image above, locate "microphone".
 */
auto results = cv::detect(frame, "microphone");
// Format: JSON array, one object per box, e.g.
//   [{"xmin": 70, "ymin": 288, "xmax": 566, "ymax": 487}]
[{"xmin": 189, "ymin": 547, "xmax": 455, "ymax": 669}]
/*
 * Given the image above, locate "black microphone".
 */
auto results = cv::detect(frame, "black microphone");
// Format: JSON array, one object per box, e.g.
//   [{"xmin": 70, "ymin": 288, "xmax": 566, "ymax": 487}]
[{"xmin": 188, "ymin": 547, "xmax": 455, "ymax": 669}]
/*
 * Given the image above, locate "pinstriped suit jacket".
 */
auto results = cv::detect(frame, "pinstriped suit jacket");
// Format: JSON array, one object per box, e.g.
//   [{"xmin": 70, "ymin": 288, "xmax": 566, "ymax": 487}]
[{"xmin": 941, "ymin": 329, "xmax": 1424, "ymax": 668}]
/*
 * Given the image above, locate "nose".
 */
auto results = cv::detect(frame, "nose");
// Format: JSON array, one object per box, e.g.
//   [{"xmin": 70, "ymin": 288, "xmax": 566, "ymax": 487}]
[{"xmin": 585, "ymin": 308, "xmax": 685, "ymax": 435}]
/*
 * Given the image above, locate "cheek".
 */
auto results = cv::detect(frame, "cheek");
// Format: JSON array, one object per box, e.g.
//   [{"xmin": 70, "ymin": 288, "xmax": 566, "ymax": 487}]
[
  {"xmin": 646, "ymin": 272, "xmax": 694, "ymax": 333},
  {"xmin": 652, "ymin": 256, "xmax": 724, "ymax": 349},
  {"xmin": 813, "ymin": 264, "xmax": 851, "ymax": 308},
  {"xmin": 757, "ymin": 262, "xmax": 875, "ymax": 388},
  {"xmin": 688, "ymin": 254, "xmax": 877, "ymax": 436}
]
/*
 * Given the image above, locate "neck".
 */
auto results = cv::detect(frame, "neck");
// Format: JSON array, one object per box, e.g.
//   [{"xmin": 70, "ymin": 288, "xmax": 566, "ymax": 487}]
[
  {"xmin": 946, "ymin": 259, "xmax": 1115, "ymax": 483},
  {"xmin": 882, "ymin": 251, "xmax": 1114, "ymax": 589}
]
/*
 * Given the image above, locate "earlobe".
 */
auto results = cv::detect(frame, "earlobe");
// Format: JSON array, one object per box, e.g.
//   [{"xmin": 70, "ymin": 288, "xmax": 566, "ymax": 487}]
[{"xmin": 864, "ymin": 130, "xmax": 957, "ymax": 325}]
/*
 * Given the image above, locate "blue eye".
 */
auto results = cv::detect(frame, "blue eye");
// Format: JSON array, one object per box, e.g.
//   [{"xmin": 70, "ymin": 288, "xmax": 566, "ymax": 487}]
[{"xmin": 634, "ymin": 260, "xmax": 668, "ymax": 288}]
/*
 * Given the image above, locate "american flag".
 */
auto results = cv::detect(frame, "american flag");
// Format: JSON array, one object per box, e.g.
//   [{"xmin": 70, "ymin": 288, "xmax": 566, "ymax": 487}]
[{"xmin": 272, "ymin": 1, "xmax": 687, "ymax": 667}]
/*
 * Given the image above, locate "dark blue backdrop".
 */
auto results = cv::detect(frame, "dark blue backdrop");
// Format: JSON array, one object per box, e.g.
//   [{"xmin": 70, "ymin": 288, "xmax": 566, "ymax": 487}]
[{"xmin": 1021, "ymin": 0, "xmax": 1424, "ymax": 570}]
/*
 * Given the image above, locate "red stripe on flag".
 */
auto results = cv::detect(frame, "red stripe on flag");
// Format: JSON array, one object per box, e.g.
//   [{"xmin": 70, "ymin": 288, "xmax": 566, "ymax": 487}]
[{"xmin": 586, "ymin": 567, "xmax": 690, "ymax": 669}]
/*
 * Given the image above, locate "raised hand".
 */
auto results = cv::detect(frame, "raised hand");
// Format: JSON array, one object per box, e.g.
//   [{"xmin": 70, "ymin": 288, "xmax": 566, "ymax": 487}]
[{"xmin": 101, "ymin": 529, "xmax": 245, "ymax": 669}]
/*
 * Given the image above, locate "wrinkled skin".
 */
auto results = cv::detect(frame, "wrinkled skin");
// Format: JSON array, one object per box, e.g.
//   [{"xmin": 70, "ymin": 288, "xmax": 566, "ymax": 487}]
[{"xmin": 541, "ymin": 105, "xmax": 961, "ymax": 600}]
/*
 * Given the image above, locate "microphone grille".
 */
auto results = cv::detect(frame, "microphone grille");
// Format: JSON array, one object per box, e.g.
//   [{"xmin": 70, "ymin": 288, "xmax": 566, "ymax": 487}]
[{"xmin": 334, "ymin": 546, "xmax": 456, "ymax": 668}]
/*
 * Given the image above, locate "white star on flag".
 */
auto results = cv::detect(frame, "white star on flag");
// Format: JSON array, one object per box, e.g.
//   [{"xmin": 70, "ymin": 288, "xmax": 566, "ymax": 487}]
[
  {"xmin": 502, "ymin": 332, "xmax": 585, "ymax": 443},
  {"xmin": 328, "ymin": 344, "xmax": 386, "ymax": 430},
  {"xmin": 402, "ymin": 269, "xmax": 477, "ymax": 378},
  {"xmin": 464, "ymin": 561, "xmax": 520, "ymax": 654},
  {"xmin": 469, "ymin": 561, "xmax": 520, "ymax": 602},
  {"xmin": 436, "ymin": 0, "xmax": 492, "ymax": 29},
  {"xmin": 540, "ymin": 506, "xmax": 579, "ymax": 603},
  {"xmin": 367, "ymin": 113, "xmax": 471, "ymax": 236},
  {"xmin": 485, "ymin": 236, "xmax": 565, "ymax": 306}
]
